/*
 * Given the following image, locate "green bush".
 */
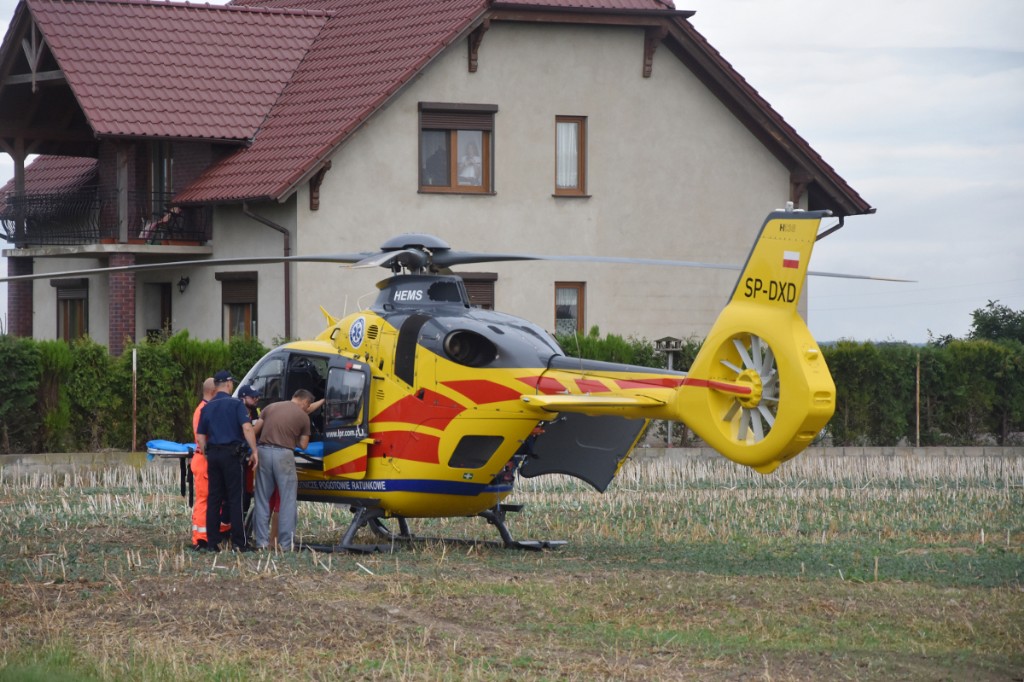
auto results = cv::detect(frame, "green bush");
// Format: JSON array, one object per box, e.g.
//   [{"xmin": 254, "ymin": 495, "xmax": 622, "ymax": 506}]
[
  {"xmin": 554, "ymin": 326, "xmax": 693, "ymax": 370},
  {"xmin": 67, "ymin": 338, "xmax": 118, "ymax": 450},
  {"xmin": 0, "ymin": 335, "xmax": 42, "ymax": 453},
  {"xmin": 823, "ymin": 342, "xmax": 917, "ymax": 446},
  {"xmin": 37, "ymin": 340, "xmax": 75, "ymax": 452},
  {"xmin": 164, "ymin": 331, "xmax": 232, "ymax": 442}
]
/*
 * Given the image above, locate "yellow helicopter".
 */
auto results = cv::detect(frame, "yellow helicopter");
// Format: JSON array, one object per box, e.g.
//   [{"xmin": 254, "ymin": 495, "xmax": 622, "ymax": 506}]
[
  {"xmin": 5, "ymin": 207, "xmax": 853, "ymax": 550},
  {"xmin": 183, "ymin": 206, "xmax": 836, "ymax": 550}
]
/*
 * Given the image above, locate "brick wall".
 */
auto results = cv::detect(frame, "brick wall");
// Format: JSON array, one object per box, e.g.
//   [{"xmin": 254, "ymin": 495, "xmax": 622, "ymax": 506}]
[
  {"xmin": 108, "ymin": 253, "xmax": 135, "ymax": 356},
  {"xmin": 6, "ymin": 257, "xmax": 33, "ymax": 337}
]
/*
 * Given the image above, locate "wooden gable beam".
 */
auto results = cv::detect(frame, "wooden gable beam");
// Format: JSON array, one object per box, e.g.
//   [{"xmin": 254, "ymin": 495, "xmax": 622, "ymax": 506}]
[
  {"xmin": 643, "ymin": 26, "xmax": 667, "ymax": 78},
  {"xmin": 468, "ymin": 20, "xmax": 489, "ymax": 73},
  {"xmin": 309, "ymin": 161, "xmax": 331, "ymax": 211}
]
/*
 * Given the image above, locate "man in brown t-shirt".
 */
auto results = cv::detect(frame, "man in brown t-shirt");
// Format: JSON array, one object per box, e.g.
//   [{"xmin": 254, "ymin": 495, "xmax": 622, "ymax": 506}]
[{"xmin": 253, "ymin": 389, "xmax": 313, "ymax": 550}]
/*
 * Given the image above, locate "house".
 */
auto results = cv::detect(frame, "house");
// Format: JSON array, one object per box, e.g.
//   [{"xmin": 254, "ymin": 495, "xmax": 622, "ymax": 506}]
[{"xmin": 0, "ymin": 0, "xmax": 872, "ymax": 355}]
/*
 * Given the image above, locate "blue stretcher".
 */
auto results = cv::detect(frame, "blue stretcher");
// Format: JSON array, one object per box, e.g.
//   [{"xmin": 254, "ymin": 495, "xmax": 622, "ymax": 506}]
[
  {"xmin": 145, "ymin": 439, "xmax": 324, "ymax": 461},
  {"xmin": 146, "ymin": 439, "xmax": 195, "ymax": 460},
  {"xmin": 145, "ymin": 439, "xmax": 325, "ymax": 501}
]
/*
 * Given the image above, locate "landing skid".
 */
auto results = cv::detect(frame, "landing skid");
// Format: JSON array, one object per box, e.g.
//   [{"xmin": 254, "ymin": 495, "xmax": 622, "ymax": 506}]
[{"xmin": 300, "ymin": 503, "xmax": 566, "ymax": 553}]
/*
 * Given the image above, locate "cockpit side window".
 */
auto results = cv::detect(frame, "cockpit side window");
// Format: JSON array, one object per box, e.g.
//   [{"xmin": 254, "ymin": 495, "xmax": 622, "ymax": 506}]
[
  {"xmin": 286, "ymin": 354, "xmax": 328, "ymax": 399},
  {"xmin": 247, "ymin": 356, "xmax": 285, "ymax": 407},
  {"xmin": 426, "ymin": 280, "xmax": 464, "ymax": 303},
  {"xmin": 325, "ymin": 367, "xmax": 367, "ymax": 429}
]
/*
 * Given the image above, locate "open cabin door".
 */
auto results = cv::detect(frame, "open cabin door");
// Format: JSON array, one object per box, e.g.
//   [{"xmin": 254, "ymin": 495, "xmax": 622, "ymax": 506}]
[{"xmin": 321, "ymin": 359, "xmax": 372, "ymax": 479}]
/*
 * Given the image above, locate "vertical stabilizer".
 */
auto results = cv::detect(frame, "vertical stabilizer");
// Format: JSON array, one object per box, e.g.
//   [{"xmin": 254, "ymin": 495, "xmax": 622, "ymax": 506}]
[{"xmin": 675, "ymin": 209, "xmax": 836, "ymax": 473}]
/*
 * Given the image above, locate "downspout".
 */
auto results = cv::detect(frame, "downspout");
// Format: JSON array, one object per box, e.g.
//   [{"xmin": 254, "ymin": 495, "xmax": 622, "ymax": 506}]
[{"xmin": 242, "ymin": 202, "xmax": 291, "ymax": 339}]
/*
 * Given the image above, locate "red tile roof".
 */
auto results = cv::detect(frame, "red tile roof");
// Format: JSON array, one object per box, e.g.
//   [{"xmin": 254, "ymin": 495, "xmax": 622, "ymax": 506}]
[
  {"xmin": 28, "ymin": 0, "xmax": 329, "ymax": 141},
  {"xmin": 492, "ymin": 0, "xmax": 676, "ymax": 10},
  {"xmin": 7, "ymin": 0, "xmax": 870, "ymax": 214},
  {"xmin": 175, "ymin": 0, "xmax": 492, "ymax": 203},
  {"xmin": 0, "ymin": 155, "xmax": 96, "ymax": 195},
  {"xmin": 0, "ymin": 155, "xmax": 96, "ymax": 215}
]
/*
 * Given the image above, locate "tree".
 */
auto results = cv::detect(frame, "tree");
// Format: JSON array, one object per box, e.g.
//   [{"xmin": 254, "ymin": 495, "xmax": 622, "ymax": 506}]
[{"xmin": 969, "ymin": 300, "xmax": 1024, "ymax": 344}]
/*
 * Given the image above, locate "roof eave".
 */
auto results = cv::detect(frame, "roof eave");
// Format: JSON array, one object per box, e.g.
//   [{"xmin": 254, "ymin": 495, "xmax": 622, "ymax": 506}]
[
  {"xmin": 488, "ymin": 3, "xmax": 694, "ymax": 20},
  {"xmin": 97, "ymin": 132, "xmax": 252, "ymax": 147},
  {"xmin": 665, "ymin": 18, "xmax": 873, "ymax": 216}
]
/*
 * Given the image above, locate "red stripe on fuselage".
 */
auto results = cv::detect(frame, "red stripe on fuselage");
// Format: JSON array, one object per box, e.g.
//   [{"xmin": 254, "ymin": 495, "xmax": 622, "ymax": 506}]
[
  {"xmin": 575, "ymin": 378, "xmax": 610, "ymax": 393},
  {"xmin": 371, "ymin": 389, "xmax": 465, "ymax": 428},
  {"xmin": 442, "ymin": 379, "xmax": 524, "ymax": 405},
  {"xmin": 682, "ymin": 377, "xmax": 752, "ymax": 395},
  {"xmin": 518, "ymin": 376, "xmax": 567, "ymax": 395},
  {"xmin": 325, "ymin": 457, "xmax": 368, "ymax": 477},
  {"xmin": 368, "ymin": 431, "xmax": 440, "ymax": 464},
  {"xmin": 614, "ymin": 377, "xmax": 687, "ymax": 390}
]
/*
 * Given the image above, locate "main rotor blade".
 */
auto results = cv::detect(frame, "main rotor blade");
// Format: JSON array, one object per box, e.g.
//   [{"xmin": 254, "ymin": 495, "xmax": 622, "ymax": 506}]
[
  {"xmin": 0, "ymin": 252, "xmax": 374, "ymax": 283},
  {"xmin": 434, "ymin": 252, "xmax": 912, "ymax": 282},
  {"xmin": 0, "ymin": 243, "xmax": 912, "ymax": 284}
]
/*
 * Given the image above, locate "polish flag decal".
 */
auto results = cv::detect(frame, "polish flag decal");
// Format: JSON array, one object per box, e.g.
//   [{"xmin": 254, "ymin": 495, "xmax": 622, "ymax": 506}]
[{"xmin": 783, "ymin": 251, "xmax": 800, "ymax": 269}]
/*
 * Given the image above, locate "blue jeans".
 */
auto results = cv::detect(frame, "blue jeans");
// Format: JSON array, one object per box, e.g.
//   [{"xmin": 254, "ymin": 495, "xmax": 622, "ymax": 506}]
[{"xmin": 254, "ymin": 445, "xmax": 298, "ymax": 549}]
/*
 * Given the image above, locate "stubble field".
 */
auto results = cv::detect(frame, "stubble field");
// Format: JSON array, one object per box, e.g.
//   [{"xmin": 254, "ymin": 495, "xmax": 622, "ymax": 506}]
[{"xmin": 0, "ymin": 451, "xmax": 1021, "ymax": 681}]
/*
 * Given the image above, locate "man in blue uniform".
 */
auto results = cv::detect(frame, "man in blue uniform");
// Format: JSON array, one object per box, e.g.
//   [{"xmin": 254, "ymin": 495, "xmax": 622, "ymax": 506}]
[{"xmin": 196, "ymin": 370, "xmax": 259, "ymax": 552}]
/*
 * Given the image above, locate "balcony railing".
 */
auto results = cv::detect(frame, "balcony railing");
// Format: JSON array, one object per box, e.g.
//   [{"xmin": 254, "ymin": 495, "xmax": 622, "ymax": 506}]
[{"xmin": 0, "ymin": 187, "xmax": 210, "ymax": 248}]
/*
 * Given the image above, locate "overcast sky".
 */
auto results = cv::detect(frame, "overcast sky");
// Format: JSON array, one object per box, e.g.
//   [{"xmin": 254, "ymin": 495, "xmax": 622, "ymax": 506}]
[{"xmin": 1, "ymin": 0, "xmax": 1022, "ymax": 342}]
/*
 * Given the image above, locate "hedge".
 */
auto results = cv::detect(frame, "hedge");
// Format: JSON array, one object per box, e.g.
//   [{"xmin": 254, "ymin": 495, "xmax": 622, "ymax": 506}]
[
  {"xmin": 2, "ymin": 329, "xmax": 1022, "ymax": 453},
  {"xmin": 0, "ymin": 332, "xmax": 269, "ymax": 454}
]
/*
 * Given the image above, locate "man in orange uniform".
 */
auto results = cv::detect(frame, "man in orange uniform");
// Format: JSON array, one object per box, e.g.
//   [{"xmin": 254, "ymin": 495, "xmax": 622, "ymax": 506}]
[{"xmin": 190, "ymin": 377, "xmax": 216, "ymax": 550}]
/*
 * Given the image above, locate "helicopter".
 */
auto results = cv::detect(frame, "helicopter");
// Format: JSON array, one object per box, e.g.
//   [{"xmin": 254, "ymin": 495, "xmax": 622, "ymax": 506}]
[{"xmin": 5, "ymin": 206, "xmax": 860, "ymax": 551}]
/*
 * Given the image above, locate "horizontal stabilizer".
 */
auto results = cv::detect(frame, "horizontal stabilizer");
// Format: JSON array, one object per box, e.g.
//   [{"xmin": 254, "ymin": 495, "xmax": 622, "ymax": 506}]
[{"xmin": 521, "ymin": 394, "xmax": 666, "ymax": 413}]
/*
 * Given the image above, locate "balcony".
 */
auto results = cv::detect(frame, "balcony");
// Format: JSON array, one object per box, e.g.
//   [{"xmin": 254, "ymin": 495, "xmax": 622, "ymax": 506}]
[{"xmin": 0, "ymin": 187, "xmax": 210, "ymax": 248}]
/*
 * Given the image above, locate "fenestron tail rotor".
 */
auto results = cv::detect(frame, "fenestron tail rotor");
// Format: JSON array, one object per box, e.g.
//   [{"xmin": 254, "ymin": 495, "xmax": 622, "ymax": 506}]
[{"xmin": 718, "ymin": 333, "xmax": 780, "ymax": 444}]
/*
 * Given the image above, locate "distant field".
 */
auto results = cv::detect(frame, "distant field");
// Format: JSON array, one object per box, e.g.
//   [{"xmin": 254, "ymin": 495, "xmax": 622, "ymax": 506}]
[{"xmin": 0, "ymin": 452, "xmax": 1021, "ymax": 681}]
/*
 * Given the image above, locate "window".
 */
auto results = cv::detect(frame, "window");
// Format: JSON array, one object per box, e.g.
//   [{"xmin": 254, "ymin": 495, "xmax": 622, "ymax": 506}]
[
  {"xmin": 246, "ymin": 355, "xmax": 285, "ymax": 406},
  {"xmin": 419, "ymin": 103, "xmax": 497, "ymax": 193},
  {"xmin": 325, "ymin": 366, "xmax": 367, "ymax": 429},
  {"xmin": 52, "ymin": 278, "xmax": 88, "ymax": 341},
  {"xmin": 149, "ymin": 141, "xmax": 173, "ymax": 215},
  {"xmin": 216, "ymin": 272, "xmax": 257, "ymax": 341},
  {"xmin": 555, "ymin": 282, "xmax": 585, "ymax": 334},
  {"xmin": 143, "ymin": 282, "xmax": 172, "ymax": 339},
  {"xmin": 555, "ymin": 116, "xmax": 587, "ymax": 196},
  {"xmin": 458, "ymin": 272, "xmax": 497, "ymax": 310}
]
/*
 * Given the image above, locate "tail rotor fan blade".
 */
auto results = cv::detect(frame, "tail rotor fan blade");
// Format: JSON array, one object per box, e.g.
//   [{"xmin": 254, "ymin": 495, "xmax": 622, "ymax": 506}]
[{"xmin": 715, "ymin": 333, "xmax": 781, "ymax": 445}]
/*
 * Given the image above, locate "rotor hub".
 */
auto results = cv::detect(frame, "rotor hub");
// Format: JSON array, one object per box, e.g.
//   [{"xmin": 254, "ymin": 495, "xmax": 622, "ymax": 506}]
[{"xmin": 734, "ymin": 368, "xmax": 763, "ymax": 408}]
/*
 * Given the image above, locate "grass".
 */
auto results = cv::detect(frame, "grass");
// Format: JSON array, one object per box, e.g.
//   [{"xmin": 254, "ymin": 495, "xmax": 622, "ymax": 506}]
[{"xmin": 0, "ymin": 451, "xmax": 1021, "ymax": 680}]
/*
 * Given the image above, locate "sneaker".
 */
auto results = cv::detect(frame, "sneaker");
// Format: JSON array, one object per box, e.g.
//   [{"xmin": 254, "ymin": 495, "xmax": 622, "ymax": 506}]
[{"xmin": 191, "ymin": 540, "xmax": 208, "ymax": 551}]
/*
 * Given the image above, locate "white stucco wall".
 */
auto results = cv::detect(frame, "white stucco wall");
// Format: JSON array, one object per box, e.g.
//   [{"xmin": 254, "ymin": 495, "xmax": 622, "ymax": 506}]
[
  {"xmin": 28, "ymin": 255, "xmax": 110, "ymax": 344},
  {"xmin": 166, "ymin": 200, "xmax": 295, "ymax": 345},
  {"xmin": 294, "ymin": 22, "xmax": 796, "ymax": 342}
]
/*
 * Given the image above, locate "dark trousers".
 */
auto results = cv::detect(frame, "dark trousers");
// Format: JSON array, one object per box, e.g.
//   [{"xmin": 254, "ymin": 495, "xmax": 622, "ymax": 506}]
[{"xmin": 206, "ymin": 445, "xmax": 247, "ymax": 549}]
